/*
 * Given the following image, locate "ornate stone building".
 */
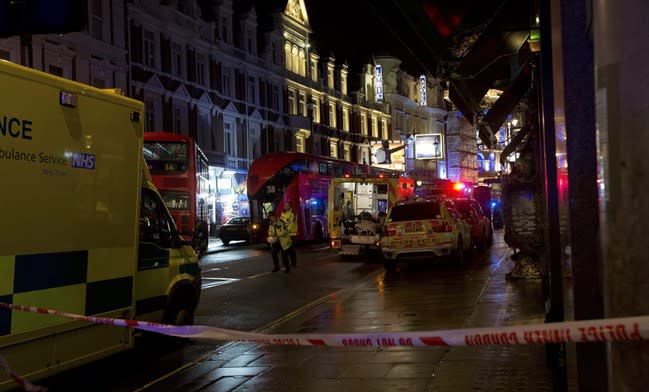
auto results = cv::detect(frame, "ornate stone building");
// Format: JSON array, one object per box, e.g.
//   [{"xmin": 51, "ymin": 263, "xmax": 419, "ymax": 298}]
[
  {"xmin": 0, "ymin": 0, "xmax": 482, "ymax": 222},
  {"xmin": 0, "ymin": 0, "xmax": 128, "ymax": 92}
]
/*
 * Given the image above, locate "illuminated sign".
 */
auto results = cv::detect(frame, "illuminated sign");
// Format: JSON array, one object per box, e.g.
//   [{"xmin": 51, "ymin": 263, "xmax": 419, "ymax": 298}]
[
  {"xmin": 419, "ymin": 75, "xmax": 427, "ymax": 106},
  {"xmin": 370, "ymin": 140, "xmax": 405, "ymax": 172},
  {"xmin": 375, "ymin": 65, "xmax": 383, "ymax": 102},
  {"xmin": 415, "ymin": 133, "xmax": 444, "ymax": 160}
]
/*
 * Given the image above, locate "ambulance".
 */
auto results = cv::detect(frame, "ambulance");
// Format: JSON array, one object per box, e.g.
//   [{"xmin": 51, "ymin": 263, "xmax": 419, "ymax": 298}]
[
  {"xmin": 328, "ymin": 174, "xmax": 414, "ymax": 259},
  {"xmin": 0, "ymin": 60, "xmax": 201, "ymax": 389}
]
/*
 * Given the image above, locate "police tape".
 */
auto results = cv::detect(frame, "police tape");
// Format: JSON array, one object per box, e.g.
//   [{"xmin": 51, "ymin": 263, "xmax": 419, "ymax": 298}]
[
  {"xmin": 1, "ymin": 302, "xmax": 649, "ymax": 392},
  {"xmin": 2, "ymin": 302, "xmax": 649, "ymax": 347},
  {"xmin": 0, "ymin": 353, "xmax": 47, "ymax": 392}
]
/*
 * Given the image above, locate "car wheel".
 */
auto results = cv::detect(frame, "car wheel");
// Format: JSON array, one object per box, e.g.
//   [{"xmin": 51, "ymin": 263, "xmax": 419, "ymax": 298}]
[{"xmin": 222, "ymin": 239, "xmax": 230, "ymax": 245}]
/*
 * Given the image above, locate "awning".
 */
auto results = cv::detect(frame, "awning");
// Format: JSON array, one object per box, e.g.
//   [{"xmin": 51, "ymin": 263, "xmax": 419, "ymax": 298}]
[{"xmin": 478, "ymin": 57, "xmax": 532, "ymax": 148}]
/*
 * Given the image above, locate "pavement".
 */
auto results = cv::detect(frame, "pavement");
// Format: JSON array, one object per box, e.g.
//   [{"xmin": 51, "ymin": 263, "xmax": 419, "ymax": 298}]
[{"xmin": 171, "ymin": 233, "xmax": 576, "ymax": 392}]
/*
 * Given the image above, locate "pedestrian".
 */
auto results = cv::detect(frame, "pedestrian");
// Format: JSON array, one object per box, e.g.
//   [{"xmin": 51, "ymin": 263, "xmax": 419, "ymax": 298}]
[
  {"xmin": 280, "ymin": 201, "xmax": 297, "ymax": 268},
  {"xmin": 267, "ymin": 216, "xmax": 284, "ymax": 272}
]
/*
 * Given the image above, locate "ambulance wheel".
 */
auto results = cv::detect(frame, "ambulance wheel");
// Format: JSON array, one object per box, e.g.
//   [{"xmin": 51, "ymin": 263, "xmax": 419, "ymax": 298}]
[{"xmin": 165, "ymin": 288, "xmax": 196, "ymax": 326}]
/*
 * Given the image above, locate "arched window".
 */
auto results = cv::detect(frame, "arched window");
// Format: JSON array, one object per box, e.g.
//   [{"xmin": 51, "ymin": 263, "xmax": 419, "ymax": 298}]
[
  {"xmin": 298, "ymin": 49, "xmax": 306, "ymax": 77},
  {"xmin": 284, "ymin": 42, "xmax": 292, "ymax": 72},
  {"xmin": 291, "ymin": 46, "xmax": 299, "ymax": 74}
]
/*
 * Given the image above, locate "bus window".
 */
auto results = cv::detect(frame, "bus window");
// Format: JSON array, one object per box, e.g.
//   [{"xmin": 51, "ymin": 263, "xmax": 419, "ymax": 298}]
[
  {"xmin": 161, "ymin": 191, "xmax": 190, "ymax": 210},
  {"xmin": 143, "ymin": 141, "xmax": 188, "ymax": 173}
]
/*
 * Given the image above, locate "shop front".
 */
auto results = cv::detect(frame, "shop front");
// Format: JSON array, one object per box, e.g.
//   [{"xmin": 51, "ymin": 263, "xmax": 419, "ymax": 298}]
[{"xmin": 208, "ymin": 167, "xmax": 249, "ymax": 228}]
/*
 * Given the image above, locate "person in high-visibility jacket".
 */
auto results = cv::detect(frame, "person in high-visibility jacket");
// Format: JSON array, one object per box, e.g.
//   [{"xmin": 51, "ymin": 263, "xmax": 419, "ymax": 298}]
[
  {"xmin": 279, "ymin": 201, "xmax": 297, "ymax": 268},
  {"xmin": 268, "ymin": 215, "xmax": 290, "ymax": 272}
]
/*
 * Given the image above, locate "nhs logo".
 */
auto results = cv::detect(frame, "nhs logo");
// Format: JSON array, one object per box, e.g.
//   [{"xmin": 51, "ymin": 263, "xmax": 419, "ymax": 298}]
[{"xmin": 71, "ymin": 153, "xmax": 96, "ymax": 169}]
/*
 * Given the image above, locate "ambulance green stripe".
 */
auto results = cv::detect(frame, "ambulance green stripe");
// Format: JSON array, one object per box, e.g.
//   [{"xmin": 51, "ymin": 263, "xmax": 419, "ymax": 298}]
[
  {"xmin": 85, "ymin": 277, "xmax": 133, "ymax": 316},
  {"xmin": 14, "ymin": 250, "xmax": 88, "ymax": 293}
]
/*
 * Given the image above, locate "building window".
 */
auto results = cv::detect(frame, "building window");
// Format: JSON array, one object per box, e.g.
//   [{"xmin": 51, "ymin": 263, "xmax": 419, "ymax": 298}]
[
  {"xmin": 143, "ymin": 30, "xmax": 156, "ymax": 68},
  {"xmin": 247, "ymin": 28, "xmax": 254, "ymax": 54},
  {"xmin": 90, "ymin": 0, "xmax": 104, "ymax": 41},
  {"xmin": 248, "ymin": 76, "xmax": 256, "ymax": 104},
  {"xmin": 298, "ymin": 49, "xmax": 306, "ymax": 77},
  {"xmin": 344, "ymin": 145, "xmax": 351, "ymax": 161},
  {"xmin": 247, "ymin": 125, "xmax": 259, "ymax": 160},
  {"xmin": 330, "ymin": 141, "xmax": 338, "ymax": 158},
  {"xmin": 296, "ymin": 135, "xmax": 305, "ymax": 153},
  {"xmin": 360, "ymin": 113, "xmax": 368, "ymax": 136},
  {"xmin": 172, "ymin": 43, "xmax": 183, "ymax": 77},
  {"xmin": 381, "ymin": 119, "xmax": 388, "ymax": 139},
  {"xmin": 327, "ymin": 67, "xmax": 334, "ymax": 89},
  {"xmin": 48, "ymin": 65, "xmax": 63, "ymax": 77},
  {"xmin": 221, "ymin": 16, "xmax": 229, "ymax": 43},
  {"xmin": 173, "ymin": 105, "xmax": 183, "ymax": 134},
  {"xmin": 288, "ymin": 88, "xmax": 296, "ymax": 115},
  {"xmin": 272, "ymin": 85, "xmax": 279, "ymax": 111},
  {"xmin": 198, "ymin": 110, "xmax": 210, "ymax": 149},
  {"xmin": 195, "ymin": 52, "xmax": 206, "ymax": 85},
  {"xmin": 291, "ymin": 46, "xmax": 299, "ymax": 74},
  {"xmin": 298, "ymin": 92, "xmax": 306, "ymax": 116},
  {"xmin": 313, "ymin": 100, "xmax": 320, "ymax": 123},
  {"xmin": 224, "ymin": 120, "xmax": 234, "ymax": 156},
  {"xmin": 341, "ymin": 73, "xmax": 347, "ymax": 95},
  {"xmin": 328, "ymin": 103, "xmax": 336, "ymax": 128},
  {"xmin": 271, "ymin": 42, "xmax": 278, "ymax": 65},
  {"xmin": 145, "ymin": 98, "xmax": 155, "ymax": 132},
  {"xmin": 92, "ymin": 78, "xmax": 106, "ymax": 88},
  {"xmin": 222, "ymin": 67, "xmax": 232, "ymax": 96},
  {"xmin": 371, "ymin": 116, "xmax": 378, "ymax": 138},
  {"xmin": 342, "ymin": 108, "xmax": 349, "ymax": 131},
  {"xmin": 310, "ymin": 60, "xmax": 317, "ymax": 82},
  {"xmin": 284, "ymin": 42, "xmax": 292, "ymax": 71}
]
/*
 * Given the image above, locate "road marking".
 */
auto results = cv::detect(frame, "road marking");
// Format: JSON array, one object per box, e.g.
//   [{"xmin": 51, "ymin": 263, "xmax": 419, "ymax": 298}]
[
  {"xmin": 248, "ymin": 272, "xmax": 271, "ymax": 279},
  {"xmin": 201, "ymin": 277, "xmax": 240, "ymax": 289}
]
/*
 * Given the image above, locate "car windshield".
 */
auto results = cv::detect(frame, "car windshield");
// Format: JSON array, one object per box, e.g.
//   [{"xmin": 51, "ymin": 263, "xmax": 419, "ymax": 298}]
[
  {"xmin": 390, "ymin": 202, "xmax": 441, "ymax": 222},
  {"xmin": 228, "ymin": 218, "xmax": 248, "ymax": 225}
]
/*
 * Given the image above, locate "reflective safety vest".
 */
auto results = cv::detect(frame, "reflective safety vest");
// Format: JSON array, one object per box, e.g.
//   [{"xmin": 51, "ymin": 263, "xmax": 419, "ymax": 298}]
[{"xmin": 280, "ymin": 210, "xmax": 297, "ymax": 237}]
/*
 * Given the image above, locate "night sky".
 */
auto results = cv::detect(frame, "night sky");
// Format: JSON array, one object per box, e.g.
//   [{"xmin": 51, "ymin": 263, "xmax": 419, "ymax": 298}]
[{"xmin": 304, "ymin": 0, "xmax": 440, "ymax": 77}]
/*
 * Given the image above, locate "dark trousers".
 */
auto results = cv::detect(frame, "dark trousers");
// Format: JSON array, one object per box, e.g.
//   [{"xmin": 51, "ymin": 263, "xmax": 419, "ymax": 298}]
[
  {"xmin": 271, "ymin": 243, "xmax": 286, "ymax": 268},
  {"xmin": 282, "ymin": 244, "xmax": 297, "ymax": 267}
]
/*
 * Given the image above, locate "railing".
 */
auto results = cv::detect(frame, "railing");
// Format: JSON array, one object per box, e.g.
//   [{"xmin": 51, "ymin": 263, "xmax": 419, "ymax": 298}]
[{"xmin": 206, "ymin": 151, "xmax": 250, "ymax": 171}]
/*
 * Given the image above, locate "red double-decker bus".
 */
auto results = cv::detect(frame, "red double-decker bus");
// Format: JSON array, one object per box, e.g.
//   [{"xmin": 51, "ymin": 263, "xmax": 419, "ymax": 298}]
[
  {"xmin": 143, "ymin": 132, "xmax": 210, "ymax": 251},
  {"xmin": 247, "ymin": 152, "xmax": 402, "ymax": 242}
]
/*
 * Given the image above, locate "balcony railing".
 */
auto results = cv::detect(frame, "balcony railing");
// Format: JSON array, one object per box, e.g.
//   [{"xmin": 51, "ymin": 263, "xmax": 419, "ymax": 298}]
[{"xmin": 205, "ymin": 151, "xmax": 250, "ymax": 171}]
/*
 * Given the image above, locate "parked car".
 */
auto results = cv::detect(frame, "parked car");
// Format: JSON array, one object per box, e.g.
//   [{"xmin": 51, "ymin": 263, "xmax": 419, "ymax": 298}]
[
  {"xmin": 379, "ymin": 197, "xmax": 471, "ymax": 271},
  {"xmin": 218, "ymin": 217, "xmax": 261, "ymax": 245},
  {"xmin": 453, "ymin": 198, "xmax": 492, "ymax": 249}
]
